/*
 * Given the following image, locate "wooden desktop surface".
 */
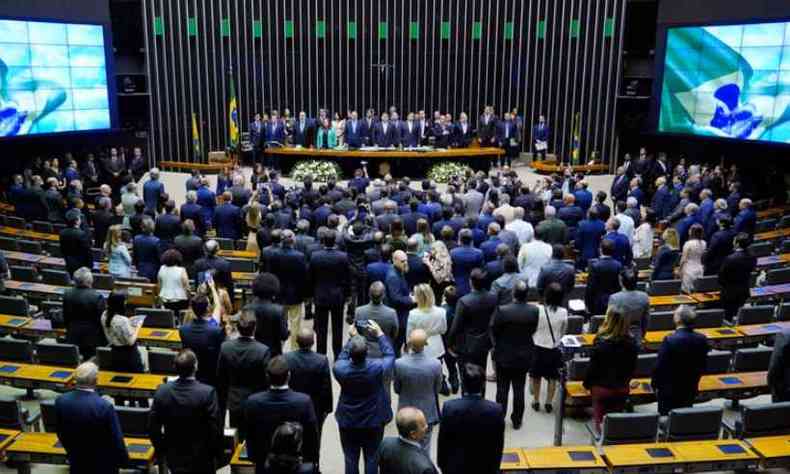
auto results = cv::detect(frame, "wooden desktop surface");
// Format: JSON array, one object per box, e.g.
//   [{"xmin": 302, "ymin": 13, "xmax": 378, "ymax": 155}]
[
  {"xmin": 519, "ymin": 446, "xmax": 607, "ymax": 472},
  {"xmin": 751, "ymin": 283, "xmax": 790, "ymax": 298},
  {"xmin": 747, "ymin": 435, "xmax": 790, "ymax": 467},
  {"xmin": 4, "ymin": 279, "xmax": 154, "ymax": 307},
  {"xmin": 0, "ymin": 429, "xmax": 20, "ymax": 455},
  {"xmin": 218, "ymin": 249, "xmax": 257, "ymax": 259},
  {"xmin": 642, "ymin": 327, "xmax": 744, "ymax": 348},
  {"xmin": 0, "ymin": 226, "xmax": 59, "ymax": 242},
  {"xmin": 757, "ymin": 205, "xmax": 790, "ymax": 219},
  {"xmin": 757, "ymin": 253, "xmax": 790, "ymax": 267},
  {"xmin": 671, "ymin": 439, "xmax": 759, "ymax": 471},
  {"xmin": 0, "ymin": 362, "xmax": 74, "ymax": 387},
  {"xmin": 264, "ymin": 146, "xmax": 504, "ymax": 159},
  {"xmin": 755, "ymin": 228, "xmax": 790, "ymax": 242},
  {"xmin": 649, "ymin": 295, "xmax": 696, "ymax": 307},
  {"xmin": 738, "ymin": 320, "xmax": 790, "ymax": 337},
  {"xmin": 96, "ymin": 371, "xmax": 167, "ymax": 395},
  {"xmin": 6, "ymin": 432, "xmax": 154, "ymax": 464},
  {"xmin": 602, "ymin": 442, "xmax": 684, "ymax": 472},
  {"xmin": 689, "ymin": 292, "xmax": 721, "ymax": 304}
]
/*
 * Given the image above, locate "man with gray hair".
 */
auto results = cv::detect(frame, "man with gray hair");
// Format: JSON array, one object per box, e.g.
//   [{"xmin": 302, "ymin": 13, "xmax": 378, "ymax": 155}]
[
  {"xmin": 269, "ymin": 229, "xmax": 308, "ymax": 350},
  {"xmin": 506, "ymin": 206, "xmax": 534, "ymax": 244},
  {"xmin": 536, "ymin": 205, "xmax": 568, "ymax": 245},
  {"xmin": 143, "ymin": 167, "xmax": 165, "ymax": 214},
  {"xmin": 55, "ymin": 361, "xmax": 128, "ymax": 473},
  {"xmin": 651, "ymin": 305, "xmax": 710, "ymax": 415},
  {"xmin": 493, "ymin": 193, "xmax": 515, "ymax": 224},
  {"xmin": 63, "ymin": 267, "xmax": 106, "ymax": 359},
  {"xmin": 676, "ymin": 202, "xmax": 700, "ymax": 246},
  {"xmin": 180, "ymin": 189, "xmax": 206, "ymax": 236},
  {"xmin": 92, "ymin": 195, "xmax": 115, "ymax": 250},
  {"xmin": 194, "ymin": 239, "xmax": 233, "ymax": 293}
]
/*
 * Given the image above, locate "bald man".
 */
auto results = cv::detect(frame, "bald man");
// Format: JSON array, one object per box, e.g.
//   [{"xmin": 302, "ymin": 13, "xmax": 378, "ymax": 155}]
[
  {"xmin": 285, "ymin": 328, "xmax": 333, "ymax": 471},
  {"xmin": 394, "ymin": 329, "xmax": 443, "ymax": 452},
  {"xmin": 385, "ymin": 250, "xmax": 415, "ymax": 355},
  {"xmin": 378, "ymin": 407, "xmax": 439, "ymax": 474}
]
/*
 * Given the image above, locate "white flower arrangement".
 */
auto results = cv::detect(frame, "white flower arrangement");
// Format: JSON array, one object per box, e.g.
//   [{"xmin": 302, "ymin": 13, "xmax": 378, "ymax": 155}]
[
  {"xmin": 427, "ymin": 161, "xmax": 473, "ymax": 184},
  {"xmin": 290, "ymin": 160, "xmax": 342, "ymax": 183}
]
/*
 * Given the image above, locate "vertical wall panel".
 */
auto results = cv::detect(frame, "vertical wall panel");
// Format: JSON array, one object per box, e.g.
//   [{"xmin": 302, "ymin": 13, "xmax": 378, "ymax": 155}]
[{"xmin": 143, "ymin": 0, "xmax": 625, "ymax": 165}]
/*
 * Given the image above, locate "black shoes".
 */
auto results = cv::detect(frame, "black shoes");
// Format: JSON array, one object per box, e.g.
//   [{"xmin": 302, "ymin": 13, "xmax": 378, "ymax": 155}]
[
  {"xmin": 545, "ymin": 403, "xmax": 553, "ymax": 413},
  {"xmin": 513, "ymin": 420, "xmax": 522, "ymax": 430},
  {"xmin": 531, "ymin": 402, "xmax": 540, "ymax": 412}
]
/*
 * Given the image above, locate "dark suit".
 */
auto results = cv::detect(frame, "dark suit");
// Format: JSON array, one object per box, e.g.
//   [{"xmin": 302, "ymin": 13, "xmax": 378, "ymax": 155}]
[
  {"xmin": 244, "ymin": 298, "xmax": 289, "ymax": 356},
  {"xmin": 438, "ymin": 395, "xmax": 504, "ymax": 474},
  {"xmin": 193, "ymin": 255, "xmax": 233, "ymax": 294},
  {"xmin": 293, "ymin": 119, "xmax": 316, "ymax": 147},
  {"xmin": 450, "ymin": 245, "xmax": 485, "ymax": 297},
  {"xmin": 651, "ymin": 327, "xmax": 710, "ymax": 415},
  {"xmin": 174, "ymin": 234, "xmax": 205, "ymax": 278},
  {"xmin": 270, "ymin": 247, "xmax": 308, "ymax": 306},
  {"xmin": 45, "ymin": 188, "xmax": 65, "ymax": 222},
  {"xmin": 452, "ymin": 122, "xmax": 475, "ymax": 148},
  {"xmin": 91, "ymin": 208, "xmax": 114, "ymax": 250},
  {"xmin": 718, "ymin": 250, "xmax": 757, "ymax": 320},
  {"xmin": 449, "ymin": 289, "xmax": 498, "ymax": 392},
  {"xmin": 400, "ymin": 121, "xmax": 421, "ymax": 148},
  {"xmin": 132, "ymin": 234, "xmax": 161, "ymax": 282},
  {"xmin": 310, "ymin": 248, "xmax": 350, "ymax": 357},
  {"xmin": 155, "ymin": 213, "xmax": 181, "ymax": 249},
  {"xmin": 143, "ymin": 179, "xmax": 164, "ymax": 213},
  {"xmin": 55, "ymin": 389, "xmax": 128, "ymax": 474},
  {"xmin": 478, "ymin": 114, "xmax": 498, "ymax": 146},
  {"xmin": 651, "ymin": 185, "xmax": 673, "ymax": 220},
  {"xmin": 216, "ymin": 336, "xmax": 271, "ymax": 431},
  {"xmin": 265, "ymin": 120, "xmax": 287, "ymax": 144},
  {"xmin": 703, "ymin": 229, "xmax": 735, "ymax": 276},
  {"xmin": 149, "ymin": 378, "xmax": 223, "ymax": 474},
  {"xmin": 179, "ymin": 320, "xmax": 226, "ymax": 387},
  {"xmin": 536, "ymin": 259, "xmax": 576, "ymax": 300},
  {"xmin": 490, "ymin": 301, "xmax": 538, "ymax": 424},
  {"xmin": 180, "ymin": 202, "xmax": 206, "ymax": 236},
  {"xmin": 603, "ymin": 231, "xmax": 633, "ymax": 267},
  {"xmin": 373, "ymin": 122, "xmax": 400, "ymax": 147},
  {"xmin": 244, "ymin": 388, "xmax": 319, "ymax": 473},
  {"xmin": 584, "ymin": 257, "xmax": 623, "ymax": 315},
  {"xmin": 214, "ymin": 203, "xmax": 242, "ymax": 240},
  {"xmin": 63, "ymin": 287, "xmax": 106, "ymax": 359},
  {"xmin": 60, "ymin": 227, "xmax": 93, "ymax": 277},
  {"xmin": 378, "ymin": 437, "xmax": 438, "ymax": 474},
  {"xmin": 385, "ymin": 267, "xmax": 414, "ymax": 353},
  {"xmin": 285, "ymin": 348, "xmax": 334, "ymax": 460},
  {"xmin": 652, "ymin": 245, "xmax": 680, "ymax": 281},
  {"xmin": 575, "ymin": 218, "xmax": 606, "ymax": 269},
  {"xmin": 610, "ymin": 175, "xmax": 629, "ymax": 204},
  {"xmin": 734, "ymin": 208, "xmax": 756, "ymax": 235},
  {"xmin": 768, "ymin": 329, "xmax": 790, "ymax": 402},
  {"xmin": 345, "ymin": 119, "xmax": 366, "ymax": 148}
]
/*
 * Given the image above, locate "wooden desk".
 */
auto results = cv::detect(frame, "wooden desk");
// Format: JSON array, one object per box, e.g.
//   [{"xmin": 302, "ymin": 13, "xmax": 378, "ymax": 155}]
[
  {"xmin": 757, "ymin": 205, "xmax": 790, "ymax": 219},
  {"xmin": 642, "ymin": 326, "xmax": 745, "ymax": 350},
  {"xmin": 751, "ymin": 283, "xmax": 790, "ymax": 299},
  {"xmin": 264, "ymin": 146, "xmax": 504, "ymax": 159},
  {"xmin": 0, "ymin": 226, "xmax": 58, "ymax": 242},
  {"xmin": 0, "ymin": 362, "xmax": 73, "ymax": 391},
  {"xmin": 0, "ymin": 315, "xmax": 32, "ymax": 334},
  {"xmin": 3, "ymin": 250, "xmax": 105, "ymax": 273},
  {"xmin": 649, "ymin": 295, "xmax": 695, "ymax": 308},
  {"xmin": 671, "ymin": 439, "xmax": 759, "ymax": 472},
  {"xmin": 747, "ymin": 435, "xmax": 790, "ymax": 468},
  {"xmin": 689, "ymin": 292, "xmax": 721, "ymax": 304},
  {"xmin": 6, "ymin": 432, "xmax": 154, "ymax": 469},
  {"xmin": 219, "ymin": 249, "xmax": 257, "ymax": 259},
  {"xmin": 232, "ymin": 272, "xmax": 257, "ymax": 282},
  {"xmin": 603, "ymin": 442, "xmax": 684, "ymax": 474},
  {"xmin": 576, "ymin": 269, "xmax": 651, "ymax": 284},
  {"xmin": 757, "ymin": 253, "xmax": 790, "ymax": 268},
  {"xmin": 137, "ymin": 327, "xmax": 182, "ymax": 349},
  {"xmin": 96, "ymin": 371, "xmax": 166, "ymax": 398},
  {"xmin": 738, "ymin": 321, "xmax": 790, "ymax": 343},
  {"xmin": 0, "ymin": 203, "xmax": 14, "ymax": 214},
  {"xmin": 230, "ymin": 442, "xmax": 254, "ymax": 474},
  {"xmin": 519, "ymin": 446, "xmax": 607, "ymax": 473},
  {"xmin": 755, "ymin": 228, "xmax": 790, "ymax": 242},
  {"xmin": 500, "ymin": 447, "xmax": 530, "ymax": 472},
  {"xmin": 113, "ymin": 280, "xmax": 157, "ymax": 306},
  {"xmin": 0, "ymin": 429, "xmax": 20, "ymax": 456}
]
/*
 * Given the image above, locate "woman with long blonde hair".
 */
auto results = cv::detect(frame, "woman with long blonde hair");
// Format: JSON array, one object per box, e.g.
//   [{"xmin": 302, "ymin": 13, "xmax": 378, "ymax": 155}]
[
  {"xmin": 406, "ymin": 284, "xmax": 449, "ymax": 392},
  {"xmin": 582, "ymin": 306, "xmax": 639, "ymax": 431},
  {"xmin": 245, "ymin": 200, "xmax": 263, "ymax": 254},
  {"xmin": 106, "ymin": 224, "xmax": 132, "ymax": 278}
]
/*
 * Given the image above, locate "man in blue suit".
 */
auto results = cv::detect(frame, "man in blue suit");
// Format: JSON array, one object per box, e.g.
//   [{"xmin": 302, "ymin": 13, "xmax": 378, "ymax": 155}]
[
  {"xmin": 496, "ymin": 112, "xmax": 520, "ymax": 167},
  {"xmin": 249, "ymin": 113, "xmax": 264, "ymax": 163},
  {"xmin": 452, "ymin": 112, "xmax": 475, "ymax": 148},
  {"xmin": 213, "ymin": 192, "xmax": 242, "ymax": 240},
  {"xmin": 179, "ymin": 295, "xmax": 226, "ymax": 388},
  {"xmin": 573, "ymin": 181, "xmax": 594, "ymax": 214},
  {"xmin": 575, "ymin": 209, "xmax": 606, "ymax": 270},
  {"xmin": 400, "ymin": 112, "xmax": 420, "ymax": 148},
  {"xmin": 480, "ymin": 223, "xmax": 504, "ymax": 262},
  {"xmin": 265, "ymin": 110, "xmax": 287, "ymax": 145},
  {"xmin": 651, "ymin": 305, "xmax": 710, "ymax": 415},
  {"xmin": 143, "ymin": 167, "xmax": 165, "ymax": 214},
  {"xmin": 651, "ymin": 177, "xmax": 673, "ymax": 220},
  {"xmin": 698, "ymin": 189, "xmax": 715, "ymax": 231},
  {"xmin": 603, "ymin": 218, "xmax": 633, "ymax": 267},
  {"xmin": 334, "ymin": 323, "xmax": 395, "ymax": 474},
  {"xmin": 532, "ymin": 115, "xmax": 550, "ymax": 161},
  {"xmin": 363, "ymin": 108, "xmax": 378, "ymax": 145},
  {"xmin": 385, "ymin": 250, "xmax": 415, "ymax": 354},
  {"xmin": 584, "ymin": 239, "xmax": 623, "ymax": 315},
  {"xmin": 450, "ymin": 229, "xmax": 485, "ymax": 296},
  {"xmin": 373, "ymin": 113, "xmax": 400, "ymax": 147},
  {"xmin": 676, "ymin": 203, "xmax": 700, "ymax": 246},
  {"xmin": 627, "ymin": 178, "xmax": 645, "ymax": 208},
  {"xmin": 366, "ymin": 243, "xmax": 394, "ymax": 287},
  {"xmin": 180, "ymin": 190, "xmax": 206, "ymax": 237},
  {"xmin": 734, "ymin": 198, "xmax": 757, "ymax": 235},
  {"xmin": 292, "ymin": 111, "xmax": 315, "ymax": 147},
  {"xmin": 55, "ymin": 362, "xmax": 129, "ymax": 474},
  {"xmin": 195, "ymin": 178, "xmax": 216, "ymax": 229},
  {"xmin": 438, "ymin": 364, "xmax": 504, "ymax": 474},
  {"xmin": 345, "ymin": 110, "xmax": 366, "ymax": 148},
  {"xmin": 610, "ymin": 166, "xmax": 629, "ymax": 205}
]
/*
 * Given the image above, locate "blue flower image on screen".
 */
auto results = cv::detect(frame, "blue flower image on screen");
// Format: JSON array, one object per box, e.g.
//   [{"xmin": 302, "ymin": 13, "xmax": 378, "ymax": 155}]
[
  {"xmin": 0, "ymin": 19, "xmax": 110, "ymax": 137},
  {"xmin": 659, "ymin": 21, "xmax": 790, "ymax": 144}
]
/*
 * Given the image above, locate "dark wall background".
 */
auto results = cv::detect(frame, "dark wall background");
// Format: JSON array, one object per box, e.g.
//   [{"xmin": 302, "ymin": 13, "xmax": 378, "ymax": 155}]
[{"xmin": 143, "ymin": 0, "xmax": 626, "ymax": 164}]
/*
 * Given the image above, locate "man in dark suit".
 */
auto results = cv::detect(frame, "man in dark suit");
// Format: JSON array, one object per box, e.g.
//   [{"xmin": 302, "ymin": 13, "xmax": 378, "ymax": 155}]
[
  {"xmin": 345, "ymin": 110, "xmax": 366, "ymax": 148},
  {"xmin": 55, "ymin": 362, "xmax": 129, "ymax": 474},
  {"xmin": 378, "ymin": 407, "xmax": 439, "ymax": 474},
  {"xmin": 496, "ymin": 112, "xmax": 520, "ymax": 168},
  {"xmin": 63, "ymin": 268, "xmax": 106, "ymax": 359},
  {"xmin": 45, "ymin": 177, "xmax": 66, "ymax": 223},
  {"xmin": 228, "ymin": 175, "xmax": 252, "ymax": 208},
  {"xmin": 651, "ymin": 177, "xmax": 673, "ymax": 220},
  {"xmin": 603, "ymin": 218, "xmax": 633, "ymax": 267},
  {"xmin": 452, "ymin": 113, "xmax": 475, "ymax": 148},
  {"xmin": 400, "ymin": 112, "xmax": 421, "ymax": 148},
  {"xmin": 244, "ymin": 272, "xmax": 289, "ymax": 356},
  {"xmin": 244, "ymin": 356, "xmax": 319, "ymax": 472},
  {"xmin": 448, "ymin": 269, "xmax": 498, "ymax": 394},
  {"xmin": 292, "ymin": 111, "xmax": 315, "ymax": 147},
  {"xmin": 768, "ymin": 328, "xmax": 790, "ymax": 402},
  {"xmin": 574, "ymin": 209, "xmax": 606, "ymax": 270},
  {"xmin": 91, "ymin": 196, "xmax": 115, "ymax": 250},
  {"xmin": 703, "ymin": 217, "xmax": 735, "ymax": 276},
  {"xmin": 143, "ymin": 168, "xmax": 165, "ymax": 213},
  {"xmin": 438, "ymin": 364, "xmax": 505, "ymax": 474},
  {"xmin": 610, "ymin": 166, "xmax": 629, "ymax": 205},
  {"xmin": 734, "ymin": 198, "xmax": 757, "ymax": 235},
  {"xmin": 490, "ymin": 281, "xmax": 538, "ymax": 429},
  {"xmin": 333, "ymin": 322, "xmax": 395, "ymax": 474},
  {"xmin": 373, "ymin": 113, "xmax": 400, "ymax": 147},
  {"xmin": 558, "ymin": 194, "xmax": 585, "ymax": 241},
  {"xmin": 265, "ymin": 110, "xmax": 287, "ymax": 145},
  {"xmin": 216, "ymin": 309, "xmax": 271, "ymax": 432},
  {"xmin": 180, "ymin": 190, "xmax": 206, "ymax": 236},
  {"xmin": 154, "ymin": 200, "xmax": 182, "ymax": 251},
  {"xmin": 60, "ymin": 209, "xmax": 93, "ymax": 277},
  {"xmin": 285, "ymin": 328, "xmax": 334, "ymax": 470},
  {"xmin": 405, "ymin": 238, "xmax": 431, "ymax": 288},
  {"xmin": 363, "ymin": 108, "xmax": 378, "ymax": 145},
  {"xmin": 310, "ymin": 230, "xmax": 350, "ymax": 358},
  {"xmin": 478, "ymin": 105, "xmax": 497, "ymax": 147},
  {"xmin": 193, "ymin": 240, "xmax": 234, "ymax": 294},
  {"xmin": 651, "ymin": 306, "xmax": 710, "ymax": 415},
  {"xmin": 179, "ymin": 295, "xmax": 226, "ymax": 388},
  {"xmin": 249, "ymin": 113, "xmax": 264, "ymax": 162},
  {"xmin": 174, "ymin": 220, "xmax": 205, "ymax": 279},
  {"xmin": 214, "ymin": 192, "xmax": 242, "ymax": 240},
  {"xmin": 536, "ymin": 245, "xmax": 575, "ymax": 300},
  {"xmin": 584, "ymin": 240, "xmax": 623, "ymax": 315},
  {"xmin": 449, "ymin": 229, "xmax": 485, "ymax": 297},
  {"xmin": 149, "ymin": 349, "xmax": 223, "ymax": 474},
  {"xmin": 718, "ymin": 233, "xmax": 757, "ymax": 321},
  {"xmin": 532, "ymin": 115, "xmax": 550, "ymax": 161},
  {"xmin": 270, "ymin": 230, "xmax": 308, "ymax": 351},
  {"xmin": 385, "ymin": 250, "xmax": 415, "ymax": 355}
]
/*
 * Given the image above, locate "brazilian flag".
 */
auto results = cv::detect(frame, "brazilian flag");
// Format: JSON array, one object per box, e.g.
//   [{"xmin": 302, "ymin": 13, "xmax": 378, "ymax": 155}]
[
  {"xmin": 228, "ymin": 72, "xmax": 239, "ymax": 150},
  {"xmin": 191, "ymin": 113, "xmax": 201, "ymax": 161},
  {"xmin": 571, "ymin": 112, "xmax": 581, "ymax": 165}
]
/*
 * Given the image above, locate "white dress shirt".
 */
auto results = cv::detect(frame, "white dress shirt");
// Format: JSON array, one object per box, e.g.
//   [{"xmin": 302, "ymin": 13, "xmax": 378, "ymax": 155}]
[
  {"xmin": 615, "ymin": 212, "xmax": 635, "ymax": 244},
  {"xmin": 506, "ymin": 219, "xmax": 534, "ymax": 244},
  {"xmin": 517, "ymin": 239, "xmax": 553, "ymax": 287}
]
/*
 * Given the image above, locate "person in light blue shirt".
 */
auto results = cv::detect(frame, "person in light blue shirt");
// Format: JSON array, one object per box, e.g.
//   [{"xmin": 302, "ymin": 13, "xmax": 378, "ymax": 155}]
[{"xmin": 106, "ymin": 225, "xmax": 132, "ymax": 279}]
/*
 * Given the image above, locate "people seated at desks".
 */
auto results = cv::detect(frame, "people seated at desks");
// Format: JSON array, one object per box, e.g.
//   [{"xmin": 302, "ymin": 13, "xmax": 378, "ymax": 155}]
[
  {"xmin": 55, "ymin": 362, "xmax": 129, "ymax": 474},
  {"xmin": 583, "ymin": 307, "xmax": 639, "ymax": 432},
  {"xmin": 651, "ymin": 305, "xmax": 710, "ymax": 415}
]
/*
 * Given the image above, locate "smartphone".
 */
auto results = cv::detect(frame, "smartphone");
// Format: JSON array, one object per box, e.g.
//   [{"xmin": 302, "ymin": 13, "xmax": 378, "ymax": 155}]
[{"xmin": 354, "ymin": 320, "xmax": 370, "ymax": 335}]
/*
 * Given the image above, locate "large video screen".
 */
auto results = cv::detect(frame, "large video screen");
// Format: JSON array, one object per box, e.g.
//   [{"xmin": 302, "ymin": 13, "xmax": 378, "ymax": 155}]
[
  {"xmin": 659, "ymin": 20, "xmax": 790, "ymax": 144},
  {"xmin": 0, "ymin": 18, "xmax": 111, "ymax": 137}
]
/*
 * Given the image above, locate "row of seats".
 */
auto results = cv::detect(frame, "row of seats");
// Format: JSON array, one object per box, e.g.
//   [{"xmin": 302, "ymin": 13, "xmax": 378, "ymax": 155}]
[
  {"xmin": 593, "ymin": 401, "xmax": 790, "ymax": 445},
  {"xmin": 754, "ymin": 215, "xmax": 790, "ymax": 233},
  {"xmin": 569, "ymin": 346, "xmax": 774, "ymax": 382}
]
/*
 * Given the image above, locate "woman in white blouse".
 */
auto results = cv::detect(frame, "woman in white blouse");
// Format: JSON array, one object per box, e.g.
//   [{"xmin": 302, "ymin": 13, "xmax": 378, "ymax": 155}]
[
  {"xmin": 157, "ymin": 249, "xmax": 191, "ymax": 317},
  {"xmin": 632, "ymin": 211, "xmax": 656, "ymax": 259},
  {"xmin": 530, "ymin": 282, "xmax": 568, "ymax": 413},
  {"xmin": 406, "ymin": 284, "xmax": 447, "ymax": 360}
]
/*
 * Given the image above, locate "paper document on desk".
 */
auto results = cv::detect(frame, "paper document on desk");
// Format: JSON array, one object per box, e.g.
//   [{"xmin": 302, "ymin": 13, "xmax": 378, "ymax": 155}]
[
  {"xmin": 561, "ymin": 335, "xmax": 581, "ymax": 347},
  {"xmin": 535, "ymin": 140, "xmax": 547, "ymax": 151},
  {"xmin": 568, "ymin": 299, "xmax": 586, "ymax": 312},
  {"xmin": 129, "ymin": 315, "xmax": 146, "ymax": 327}
]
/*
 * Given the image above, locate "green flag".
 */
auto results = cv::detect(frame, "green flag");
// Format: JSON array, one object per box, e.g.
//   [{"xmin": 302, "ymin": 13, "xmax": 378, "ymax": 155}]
[{"xmin": 228, "ymin": 72, "xmax": 239, "ymax": 150}]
